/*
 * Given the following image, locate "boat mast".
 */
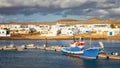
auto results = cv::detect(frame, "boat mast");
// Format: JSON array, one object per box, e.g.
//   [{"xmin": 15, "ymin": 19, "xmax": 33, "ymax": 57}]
[
  {"xmin": 90, "ymin": 35, "xmax": 92, "ymax": 48},
  {"xmin": 73, "ymin": 33, "xmax": 76, "ymax": 43},
  {"xmin": 44, "ymin": 38, "xmax": 48, "ymax": 47},
  {"xmin": 89, "ymin": 32, "xmax": 92, "ymax": 48}
]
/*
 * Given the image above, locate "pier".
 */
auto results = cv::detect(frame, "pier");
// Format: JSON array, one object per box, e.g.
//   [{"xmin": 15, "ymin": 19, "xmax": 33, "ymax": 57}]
[
  {"xmin": 0, "ymin": 44, "xmax": 120, "ymax": 60},
  {"xmin": 97, "ymin": 53, "xmax": 120, "ymax": 60},
  {"xmin": 0, "ymin": 44, "xmax": 63, "ymax": 52}
]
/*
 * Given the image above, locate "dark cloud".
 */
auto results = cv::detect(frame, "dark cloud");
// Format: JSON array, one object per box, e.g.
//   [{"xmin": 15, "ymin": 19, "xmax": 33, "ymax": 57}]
[
  {"xmin": 0, "ymin": 6, "xmax": 64, "ymax": 15},
  {"xmin": 0, "ymin": 0, "xmax": 120, "ymax": 20}
]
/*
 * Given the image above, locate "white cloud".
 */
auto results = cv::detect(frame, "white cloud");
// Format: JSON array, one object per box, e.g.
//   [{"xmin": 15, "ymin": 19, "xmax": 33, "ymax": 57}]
[
  {"xmin": 0, "ymin": 15, "xmax": 5, "ymax": 23},
  {"xmin": 0, "ymin": 0, "xmax": 12, "ymax": 7},
  {"xmin": 0, "ymin": 0, "xmax": 118, "ymax": 8},
  {"xmin": 53, "ymin": 0, "xmax": 87, "ymax": 8},
  {"xmin": 0, "ymin": 0, "xmax": 118, "ymax": 9},
  {"xmin": 109, "ymin": 7, "xmax": 120, "ymax": 14},
  {"xmin": 0, "ymin": 15, "xmax": 4, "ymax": 19},
  {"xmin": 97, "ymin": 3, "xmax": 115, "ymax": 8},
  {"xmin": 96, "ymin": 9, "xmax": 109, "ymax": 15},
  {"xmin": 0, "ymin": 0, "xmax": 88, "ymax": 8},
  {"xmin": 0, "ymin": 0, "xmax": 120, "ymax": 21}
]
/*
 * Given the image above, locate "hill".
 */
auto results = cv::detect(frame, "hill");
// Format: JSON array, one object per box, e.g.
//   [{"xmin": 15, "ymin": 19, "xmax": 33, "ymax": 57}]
[{"xmin": 1, "ymin": 18, "xmax": 120, "ymax": 27}]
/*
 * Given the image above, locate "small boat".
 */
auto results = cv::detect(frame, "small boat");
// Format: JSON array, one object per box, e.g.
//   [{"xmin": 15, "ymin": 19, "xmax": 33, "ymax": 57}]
[{"xmin": 61, "ymin": 37, "xmax": 103, "ymax": 59}]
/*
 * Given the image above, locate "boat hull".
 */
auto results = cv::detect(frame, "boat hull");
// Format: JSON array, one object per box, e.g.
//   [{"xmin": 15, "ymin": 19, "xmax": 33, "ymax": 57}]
[
  {"xmin": 79, "ymin": 48, "xmax": 99, "ymax": 59},
  {"xmin": 61, "ymin": 47, "xmax": 99, "ymax": 59}
]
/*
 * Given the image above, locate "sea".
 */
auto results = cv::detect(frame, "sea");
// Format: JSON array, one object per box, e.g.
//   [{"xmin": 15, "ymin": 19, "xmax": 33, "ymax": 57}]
[{"xmin": 0, "ymin": 40, "xmax": 120, "ymax": 68}]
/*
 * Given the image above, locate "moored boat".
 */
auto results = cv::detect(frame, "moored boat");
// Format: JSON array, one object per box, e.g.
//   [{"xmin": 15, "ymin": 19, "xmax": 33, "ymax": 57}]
[
  {"xmin": 61, "ymin": 46, "xmax": 99, "ymax": 59},
  {"xmin": 61, "ymin": 37, "xmax": 102, "ymax": 59}
]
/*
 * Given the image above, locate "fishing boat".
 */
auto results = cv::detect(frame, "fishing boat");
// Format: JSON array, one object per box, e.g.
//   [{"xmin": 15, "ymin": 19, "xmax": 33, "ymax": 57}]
[{"xmin": 61, "ymin": 37, "xmax": 103, "ymax": 59}]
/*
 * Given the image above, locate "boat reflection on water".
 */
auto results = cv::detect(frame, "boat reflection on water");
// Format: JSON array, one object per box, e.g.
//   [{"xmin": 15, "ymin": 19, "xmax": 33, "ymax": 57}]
[
  {"xmin": 82, "ymin": 59, "xmax": 99, "ymax": 68},
  {"xmin": 68, "ymin": 57, "xmax": 99, "ymax": 68}
]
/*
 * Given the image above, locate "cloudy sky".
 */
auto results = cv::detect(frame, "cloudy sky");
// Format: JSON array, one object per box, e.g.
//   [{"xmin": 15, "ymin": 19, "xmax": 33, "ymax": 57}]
[{"xmin": 0, "ymin": 0, "xmax": 120, "ymax": 23}]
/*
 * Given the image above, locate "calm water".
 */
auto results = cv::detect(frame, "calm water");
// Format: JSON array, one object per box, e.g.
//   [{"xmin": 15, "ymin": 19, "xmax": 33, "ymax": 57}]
[{"xmin": 0, "ymin": 40, "xmax": 120, "ymax": 68}]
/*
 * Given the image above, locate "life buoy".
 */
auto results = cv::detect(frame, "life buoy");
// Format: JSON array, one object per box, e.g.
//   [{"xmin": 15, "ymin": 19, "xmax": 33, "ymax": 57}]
[
  {"xmin": 75, "ymin": 42, "xmax": 85, "ymax": 46},
  {"xmin": 75, "ymin": 42, "xmax": 85, "ymax": 49}
]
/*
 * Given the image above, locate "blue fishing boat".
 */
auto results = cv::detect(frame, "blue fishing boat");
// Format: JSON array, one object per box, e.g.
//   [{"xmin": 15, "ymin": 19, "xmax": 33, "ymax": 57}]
[
  {"xmin": 61, "ymin": 37, "xmax": 102, "ymax": 59},
  {"xmin": 61, "ymin": 47, "xmax": 99, "ymax": 59}
]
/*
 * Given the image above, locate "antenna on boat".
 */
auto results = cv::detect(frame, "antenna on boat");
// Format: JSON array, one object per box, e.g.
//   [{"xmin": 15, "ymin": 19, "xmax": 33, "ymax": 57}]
[
  {"xmin": 73, "ymin": 33, "xmax": 76, "ymax": 43},
  {"xmin": 90, "ymin": 36, "xmax": 92, "ymax": 48}
]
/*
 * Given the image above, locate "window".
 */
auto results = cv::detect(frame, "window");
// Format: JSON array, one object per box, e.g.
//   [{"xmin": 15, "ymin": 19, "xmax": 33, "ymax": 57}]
[
  {"xmin": 68, "ymin": 28, "xmax": 70, "ymax": 30},
  {"xmin": 109, "ymin": 32, "xmax": 113, "ymax": 36},
  {"xmin": 2, "ymin": 31, "xmax": 4, "ymax": 34},
  {"xmin": 70, "ymin": 32, "xmax": 72, "ymax": 34},
  {"xmin": 7, "ymin": 31, "xmax": 9, "ymax": 34}
]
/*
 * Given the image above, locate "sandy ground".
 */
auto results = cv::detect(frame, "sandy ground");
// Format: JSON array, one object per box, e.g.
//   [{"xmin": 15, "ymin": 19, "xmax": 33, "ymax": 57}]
[
  {"xmin": 0, "ymin": 33, "xmax": 120, "ymax": 40},
  {"xmin": 25, "ymin": 33, "xmax": 120, "ymax": 40}
]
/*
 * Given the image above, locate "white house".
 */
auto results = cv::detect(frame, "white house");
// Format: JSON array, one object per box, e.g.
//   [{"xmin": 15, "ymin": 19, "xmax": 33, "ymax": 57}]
[
  {"xmin": 76, "ymin": 24, "xmax": 112, "ymax": 34},
  {"xmin": 0, "ymin": 24, "xmax": 21, "ymax": 31},
  {"xmin": 40, "ymin": 29, "xmax": 49, "ymax": 36},
  {"xmin": 47, "ymin": 29, "xmax": 58, "ymax": 36},
  {"xmin": 20, "ymin": 25, "xmax": 30, "ymax": 30},
  {"xmin": 55, "ymin": 23, "xmax": 67, "ymax": 30},
  {"xmin": 45, "ymin": 24, "xmax": 59, "ymax": 36},
  {"xmin": 76, "ymin": 24, "xmax": 92, "ymax": 34},
  {"xmin": 66, "ymin": 30, "xmax": 74, "ymax": 36},
  {"xmin": 107, "ymin": 28, "xmax": 120, "ymax": 36},
  {"xmin": 40, "ymin": 29, "xmax": 59, "ymax": 36},
  {"xmin": 9, "ymin": 24, "xmax": 21, "ymax": 30},
  {"xmin": 93, "ymin": 24, "xmax": 110, "ymax": 28},
  {"xmin": 39, "ymin": 25, "xmax": 50, "ymax": 30},
  {"xmin": 0, "ymin": 29, "xmax": 10, "ymax": 37},
  {"xmin": 40, "ymin": 23, "xmax": 65, "ymax": 36},
  {"xmin": 39, "ymin": 25, "xmax": 51, "ymax": 36},
  {"xmin": 61, "ymin": 26, "xmax": 78, "ymax": 36}
]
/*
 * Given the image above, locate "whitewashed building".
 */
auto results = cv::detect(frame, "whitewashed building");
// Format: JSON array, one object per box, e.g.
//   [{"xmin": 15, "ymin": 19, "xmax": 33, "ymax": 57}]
[
  {"xmin": 61, "ymin": 26, "xmax": 79, "ymax": 36},
  {"xmin": 0, "ymin": 29, "xmax": 10, "ymax": 37},
  {"xmin": 9, "ymin": 24, "xmax": 21, "ymax": 30},
  {"xmin": 55, "ymin": 23, "xmax": 67, "ymax": 30},
  {"xmin": 20, "ymin": 25, "xmax": 29, "ymax": 30},
  {"xmin": 107, "ymin": 28, "xmax": 120, "ymax": 36},
  {"xmin": 76, "ymin": 24, "xmax": 92, "ymax": 34},
  {"xmin": 39, "ymin": 25, "xmax": 51, "ymax": 36},
  {"xmin": 93, "ymin": 24, "xmax": 110, "ymax": 32},
  {"xmin": 76, "ymin": 24, "xmax": 111, "ymax": 34}
]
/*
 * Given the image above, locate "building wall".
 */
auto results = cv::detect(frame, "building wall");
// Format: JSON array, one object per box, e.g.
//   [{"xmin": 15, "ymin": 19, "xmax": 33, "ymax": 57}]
[{"xmin": 0, "ymin": 30, "xmax": 10, "ymax": 37}]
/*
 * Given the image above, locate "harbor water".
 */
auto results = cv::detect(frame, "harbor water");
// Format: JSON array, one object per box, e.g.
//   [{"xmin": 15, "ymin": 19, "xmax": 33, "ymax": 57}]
[{"xmin": 0, "ymin": 40, "xmax": 120, "ymax": 68}]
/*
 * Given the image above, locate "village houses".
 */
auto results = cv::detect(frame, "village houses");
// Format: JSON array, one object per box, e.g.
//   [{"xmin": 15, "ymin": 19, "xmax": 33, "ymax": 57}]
[{"xmin": 0, "ymin": 22, "xmax": 120, "ymax": 37}]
